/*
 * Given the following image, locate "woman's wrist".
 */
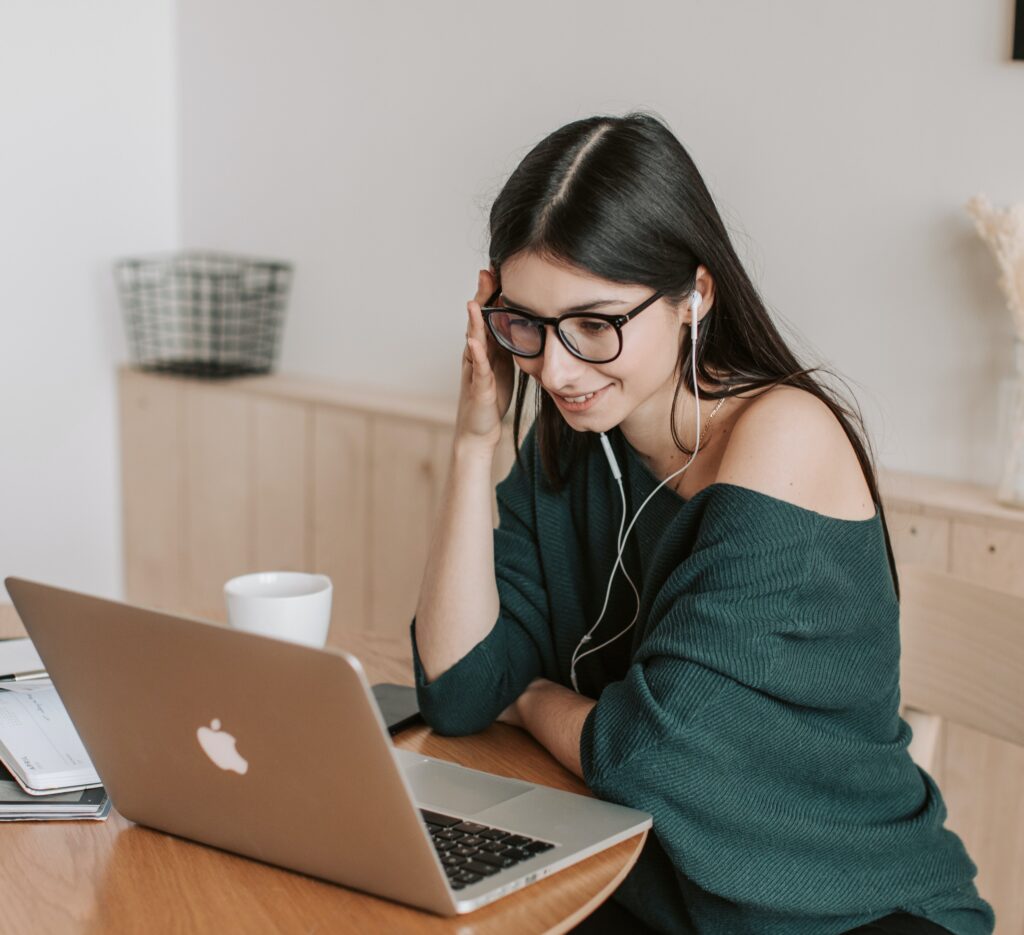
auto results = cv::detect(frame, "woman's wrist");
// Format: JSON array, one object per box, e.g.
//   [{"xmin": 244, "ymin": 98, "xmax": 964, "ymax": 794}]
[
  {"xmin": 453, "ymin": 433, "xmax": 499, "ymax": 465},
  {"xmin": 497, "ymin": 678, "xmax": 545, "ymax": 729},
  {"xmin": 515, "ymin": 679, "xmax": 596, "ymax": 779},
  {"xmin": 515, "ymin": 678, "xmax": 548, "ymax": 722}
]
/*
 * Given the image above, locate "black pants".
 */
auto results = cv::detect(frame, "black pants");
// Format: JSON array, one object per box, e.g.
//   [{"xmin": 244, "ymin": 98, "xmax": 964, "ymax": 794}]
[{"xmin": 568, "ymin": 899, "xmax": 954, "ymax": 934}]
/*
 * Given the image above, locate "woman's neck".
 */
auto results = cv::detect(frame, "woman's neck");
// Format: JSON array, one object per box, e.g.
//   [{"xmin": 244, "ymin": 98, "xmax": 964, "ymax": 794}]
[{"xmin": 620, "ymin": 380, "xmax": 724, "ymax": 459}]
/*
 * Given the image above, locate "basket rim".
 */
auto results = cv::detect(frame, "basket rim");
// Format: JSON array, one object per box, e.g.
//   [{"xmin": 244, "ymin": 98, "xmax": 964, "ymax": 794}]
[{"xmin": 114, "ymin": 249, "xmax": 293, "ymax": 272}]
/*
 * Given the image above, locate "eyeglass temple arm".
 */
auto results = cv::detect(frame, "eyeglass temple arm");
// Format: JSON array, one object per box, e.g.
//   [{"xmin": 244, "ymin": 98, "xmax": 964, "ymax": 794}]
[{"xmin": 617, "ymin": 290, "xmax": 664, "ymax": 323}]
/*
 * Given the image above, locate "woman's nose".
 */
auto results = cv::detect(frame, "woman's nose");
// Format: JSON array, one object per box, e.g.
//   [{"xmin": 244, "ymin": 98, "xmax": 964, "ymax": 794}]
[{"xmin": 539, "ymin": 328, "xmax": 588, "ymax": 389}]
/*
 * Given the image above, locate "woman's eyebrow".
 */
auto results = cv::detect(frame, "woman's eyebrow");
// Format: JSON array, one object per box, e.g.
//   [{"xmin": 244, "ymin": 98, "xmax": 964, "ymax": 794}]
[{"xmin": 500, "ymin": 294, "xmax": 626, "ymax": 314}]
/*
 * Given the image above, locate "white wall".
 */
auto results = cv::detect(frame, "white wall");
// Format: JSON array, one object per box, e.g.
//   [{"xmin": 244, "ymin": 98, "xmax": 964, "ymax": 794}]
[
  {"xmin": 0, "ymin": 2, "xmax": 178, "ymax": 601},
  {"xmin": 176, "ymin": 0, "xmax": 1024, "ymax": 485},
  {"xmin": 2, "ymin": 2, "xmax": 1021, "ymax": 606}
]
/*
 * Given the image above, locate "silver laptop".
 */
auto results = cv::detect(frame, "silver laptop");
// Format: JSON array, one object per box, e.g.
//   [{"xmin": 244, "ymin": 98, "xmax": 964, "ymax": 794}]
[{"xmin": 4, "ymin": 578, "xmax": 651, "ymax": 916}]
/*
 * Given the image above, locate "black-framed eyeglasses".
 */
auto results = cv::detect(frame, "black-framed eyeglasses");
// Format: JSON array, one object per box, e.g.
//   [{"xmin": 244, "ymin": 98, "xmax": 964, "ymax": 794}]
[{"xmin": 480, "ymin": 288, "xmax": 664, "ymax": 364}]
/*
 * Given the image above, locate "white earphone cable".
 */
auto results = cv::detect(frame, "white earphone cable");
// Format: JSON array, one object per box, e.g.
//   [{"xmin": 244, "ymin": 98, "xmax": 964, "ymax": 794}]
[
  {"xmin": 568, "ymin": 478, "xmax": 640, "ymax": 687},
  {"xmin": 570, "ymin": 294, "xmax": 705, "ymax": 692}
]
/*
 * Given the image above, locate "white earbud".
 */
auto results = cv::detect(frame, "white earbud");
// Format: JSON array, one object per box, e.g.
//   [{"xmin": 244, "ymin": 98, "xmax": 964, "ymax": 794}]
[{"xmin": 571, "ymin": 285, "xmax": 708, "ymax": 693}]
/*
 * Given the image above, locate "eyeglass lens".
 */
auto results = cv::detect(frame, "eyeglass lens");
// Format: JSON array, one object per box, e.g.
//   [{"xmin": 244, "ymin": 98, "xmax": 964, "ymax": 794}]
[{"xmin": 487, "ymin": 311, "xmax": 621, "ymax": 362}]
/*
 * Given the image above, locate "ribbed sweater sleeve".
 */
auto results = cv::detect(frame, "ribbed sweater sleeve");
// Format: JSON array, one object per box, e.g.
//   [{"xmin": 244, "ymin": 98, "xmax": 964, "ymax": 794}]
[{"xmin": 410, "ymin": 429, "xmax": 558, "ymax": 735}]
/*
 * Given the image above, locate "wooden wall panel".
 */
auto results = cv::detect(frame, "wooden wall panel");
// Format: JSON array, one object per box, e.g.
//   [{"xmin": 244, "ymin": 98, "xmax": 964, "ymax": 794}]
[
  {"xmin": 892, "ymin": 524, "xmax": 1024, "ymax": 932},
  {"xmin": 886, "ymin": 509, "xmax": 949, "ymax": 572},
  {"xmin": 253, "ymin": 397, "xmax": 309, "ymax": 573},
  {"xmin": 941, "ymin": 723, "xmax": 1024, "ymax": 932},
  {"xmin": 312, "ymin": 407, "xmax": 370, "ymax": 645},
  {"xmin": 950, "ymin": 520, "xmax": 1024, "ymax": 597},
  {"xmin": 368, "ymin": 417, "xmax": 437, "ymax": 636},
  {"xmin": 182, "ymin": 384, "xmax": 252, "ymax": 622},
  {"xmin": 120, "ymin": 370, "xmax": 185, "ymax": 612}
]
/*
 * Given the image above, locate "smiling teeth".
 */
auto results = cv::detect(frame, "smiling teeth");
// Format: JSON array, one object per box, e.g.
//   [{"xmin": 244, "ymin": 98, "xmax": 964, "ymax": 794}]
[{"xmin": 563, "ymin": 392, "xmax": 595, "ymax": 403}]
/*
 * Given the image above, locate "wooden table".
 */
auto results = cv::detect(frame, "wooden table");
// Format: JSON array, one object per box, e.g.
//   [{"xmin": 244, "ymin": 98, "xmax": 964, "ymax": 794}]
[{"xmin": 0, "ymin": 604, "xmax": 646, "ymax": 934}]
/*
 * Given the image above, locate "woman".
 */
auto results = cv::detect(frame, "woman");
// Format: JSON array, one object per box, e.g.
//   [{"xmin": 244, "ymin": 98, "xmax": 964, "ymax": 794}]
[{"xmin": 411, "ymin": 112, "xmax": 994, "ymax": 935}]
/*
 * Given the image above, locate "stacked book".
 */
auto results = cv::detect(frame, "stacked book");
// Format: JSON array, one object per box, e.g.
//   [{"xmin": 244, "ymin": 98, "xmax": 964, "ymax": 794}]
[{"xmin": 0, "ymin": 637, "xmax": 110, "ymax": 821}]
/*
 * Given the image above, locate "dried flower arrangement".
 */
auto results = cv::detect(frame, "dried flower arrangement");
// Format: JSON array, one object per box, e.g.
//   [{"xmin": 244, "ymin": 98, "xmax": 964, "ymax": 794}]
[{"xmin": 966, "ymin": 194, "xmax": 1024, "ymax": 506}]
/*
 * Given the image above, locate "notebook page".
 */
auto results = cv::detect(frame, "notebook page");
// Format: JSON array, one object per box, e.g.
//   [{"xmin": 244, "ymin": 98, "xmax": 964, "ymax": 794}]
[{"xmin": 0, "ymin": 680, "xmax": 100, "ymax": 789}]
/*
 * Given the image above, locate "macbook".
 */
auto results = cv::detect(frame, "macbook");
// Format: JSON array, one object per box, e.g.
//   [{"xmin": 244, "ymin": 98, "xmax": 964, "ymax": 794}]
[{"xmin": 4, "ymin": 578, "xmax": 652, "ymax": 915}]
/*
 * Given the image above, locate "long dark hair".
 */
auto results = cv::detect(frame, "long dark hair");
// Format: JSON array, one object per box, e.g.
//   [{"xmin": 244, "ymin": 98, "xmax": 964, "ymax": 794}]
[{"xmin": 486, "ymin": 111, "xmax": 900, "ymax": 599}]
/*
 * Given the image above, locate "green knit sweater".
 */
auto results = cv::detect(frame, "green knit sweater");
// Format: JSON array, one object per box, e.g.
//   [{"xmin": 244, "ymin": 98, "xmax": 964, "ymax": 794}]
[{"xmin": 410, "ymin": 425, "xmax": 994, "ymax": 935}]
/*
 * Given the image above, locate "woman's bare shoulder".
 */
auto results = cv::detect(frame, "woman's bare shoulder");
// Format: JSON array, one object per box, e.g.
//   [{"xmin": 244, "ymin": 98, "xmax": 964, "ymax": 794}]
[{"xmin": 715, "ymin": 385, "xmax": 875, "ymax": 521}]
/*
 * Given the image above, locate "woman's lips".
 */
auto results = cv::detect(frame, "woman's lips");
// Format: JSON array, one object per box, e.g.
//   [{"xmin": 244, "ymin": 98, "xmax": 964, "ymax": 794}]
[{"xmin": 551, "ymin": 384, "xmax": 611, "ymax": 412}]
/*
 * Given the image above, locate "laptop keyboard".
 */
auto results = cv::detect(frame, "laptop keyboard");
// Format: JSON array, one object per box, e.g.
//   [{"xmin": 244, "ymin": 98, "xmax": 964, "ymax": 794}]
[{"xmin": 420, "ymin": 808, "xmax": 555, "ymax": 891}]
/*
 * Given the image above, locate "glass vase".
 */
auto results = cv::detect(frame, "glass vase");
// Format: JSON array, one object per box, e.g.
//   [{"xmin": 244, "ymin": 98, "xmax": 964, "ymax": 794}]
[{"xmin": 995, "ymin": 340, "xmax": 1024, "ymax": 508}]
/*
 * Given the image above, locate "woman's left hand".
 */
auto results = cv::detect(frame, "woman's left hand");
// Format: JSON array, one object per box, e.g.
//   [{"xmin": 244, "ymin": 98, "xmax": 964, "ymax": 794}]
[
  {"xmin": 496, "ymin": 697, "xmax": 524, "ymax": 728},
  {"xmin": 496, "ymin": 678, "xmax": 545, "ymax": 729}
]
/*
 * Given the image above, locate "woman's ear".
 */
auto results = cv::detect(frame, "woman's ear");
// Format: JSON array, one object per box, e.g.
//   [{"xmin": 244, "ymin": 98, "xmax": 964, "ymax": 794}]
[{"xmin": 691, "ymin": 265, "xmax": 715, "ymax": 323}]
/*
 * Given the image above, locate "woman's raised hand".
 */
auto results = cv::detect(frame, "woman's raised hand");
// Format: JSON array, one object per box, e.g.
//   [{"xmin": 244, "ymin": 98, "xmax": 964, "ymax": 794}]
[{"xmin": 455, "ymin": 268, "xmax": 514, "ymax": 453}]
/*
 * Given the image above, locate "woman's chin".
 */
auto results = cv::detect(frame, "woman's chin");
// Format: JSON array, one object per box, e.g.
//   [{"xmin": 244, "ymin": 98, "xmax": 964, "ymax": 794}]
[{"xmin": 560, "ymin": 409, "xmax": 621, "ymax": 435}]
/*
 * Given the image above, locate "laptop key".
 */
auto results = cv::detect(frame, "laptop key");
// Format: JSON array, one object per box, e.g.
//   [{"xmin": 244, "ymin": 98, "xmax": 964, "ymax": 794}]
[
  {"xmin": 474, "ymin": 852, "xmax": 518, "ymax": 869},
  {"xmin": 450, "ymin": 880, "xmax": 466, "ymax": 890},
  {"xmin": 434, "ymin": 829, "xmax": 465, "ymax": 841},
  {"xmin": 433, "ymin": 838, "xmax": 455, "ymax": 852},
  {"xmin": 445, "ymin": 865, "xmax": 463, "ymax": 878},
  {"xmin": 452, "ymin": 845, "xmax": 479, "ymax": 857},
  {"xmin": 452, "ymin": 821, "xmax": 488, "ymax": 834},
  {"xmin": 503, "ymin": 835, "xmax": 531, "ymax": 848},
  {"xmin": 459, "ymin": 835, "xmax": 485, "ymax": 847},
  {"xmin": 479, "ymin": 828, "xmax": 510, "ymax": 841},
  {"xmin": 421, "ymin": 809, "xmax": 463, "ymax": 827},
  {"xmin": 456, "ymin": 870, "xmax": 482, "ymax": 884},
  {"xmin": 441, "ymin": 854, "xmax": 468, "ymax": 867},
  {"xmin": 501, "ymin": 847, "xmax": 533, "ymax": 862},
  {"xmin": 464, "ymin": 859, "xmax": 500, "ymax": 877},
  {"xmin": 525, "ymin": 840, "xmax": 555, "ymax": 853},
  {"xmin": 480, "ymin": 841, "xmax": 508, "ymax": 853}
]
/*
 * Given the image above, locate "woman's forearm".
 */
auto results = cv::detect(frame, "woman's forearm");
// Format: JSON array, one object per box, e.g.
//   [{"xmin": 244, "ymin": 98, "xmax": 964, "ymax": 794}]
[
  {"xmin": 413, "ymin": 440, "xmax": 501, "ymax": 681},
  {"xmin": 517, "ymin": 679, "xmax": 597, "ymax": 780}
]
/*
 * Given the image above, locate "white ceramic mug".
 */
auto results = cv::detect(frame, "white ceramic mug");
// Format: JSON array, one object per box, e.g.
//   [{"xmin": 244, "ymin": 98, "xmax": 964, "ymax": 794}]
[{"xmin": 223, "ymin": 572, "xmax": 332, "ymax": 648}]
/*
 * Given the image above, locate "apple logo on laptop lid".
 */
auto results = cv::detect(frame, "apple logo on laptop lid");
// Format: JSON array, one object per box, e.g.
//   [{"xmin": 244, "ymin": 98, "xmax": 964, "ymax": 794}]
[{"xmin": 197, "ymin": 719, "xmax": 249, "ymax": 775}]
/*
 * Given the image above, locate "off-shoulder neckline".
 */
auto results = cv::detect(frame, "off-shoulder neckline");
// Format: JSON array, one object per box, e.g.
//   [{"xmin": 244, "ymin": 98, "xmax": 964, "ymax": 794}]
[
  {"xmin": 614, "ymin": 429, "xmax": 881, "ymax": 527},
  {"xmin": 672, "ymin": 480, "xmax": 879, "ymax": 526}
]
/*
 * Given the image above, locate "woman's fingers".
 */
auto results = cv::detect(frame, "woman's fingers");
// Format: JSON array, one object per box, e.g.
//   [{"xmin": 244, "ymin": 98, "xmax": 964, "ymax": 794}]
[
  {"xmin": 455, "ymin": 268, "xmax": 507, "ymax": 446},
  {"xmin": 466, "ymin": 336, "xmax": 494, "ymax": 391},
  {"xmin": 471, "ymin": 270, "xmax": 499, "ymax": 340},
  {"xmin": 466, "ymin": 303, "xmax": 483, "ymax": 358},
  {"xmin": 475, "ymin": 268, "xmax": 497, "ymax": 307},
  {"xmin": 467, "ymin": 299, "xmax": 493, "ymax": 359}
]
